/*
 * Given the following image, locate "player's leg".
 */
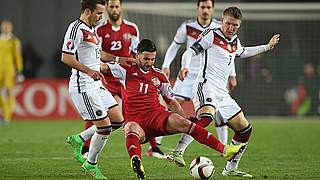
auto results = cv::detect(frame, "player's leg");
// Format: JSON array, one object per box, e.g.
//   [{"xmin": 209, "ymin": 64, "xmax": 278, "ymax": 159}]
[
  {"xmin": 146, "ymin": 137, "xmax": 165, "ymax": 158},
  {"xmin": 0, "ymin": 73, "xmax": 16, "ymax": 123},
  {"xmin": 124, "ymin": 122, "xmax": 145, "ymax": 179},
  {"xmin": 215, "ymin": 110, "xmax": 228, "ymax": 145},
  {"xmin": 222, "ymin": 112, "xmax": 253, "ymax": 177},
  {"xmin": 108, "ymin": 94, "xmax": 125, "ymax": 131},
  {"xmin": 166, "ymin": 113, "xmax": 245, "ymax": 162},
  {"xmin": 82, "ymin": 121, "xmax": 93, "ymax": 157},
  {"xmin": 167, "ymin": 104, "xmax": 215, "ymax": 167},
  {"xmin": 217, "ymin": 97, "xmax": 253, "ymax": 178},
  {"xmin": 145, "ymin": 96, "xmax": 166, "ymax": 158},
  {"xmin": 67, "ymin": 90, "xmax": 112, "ymax": 179}
]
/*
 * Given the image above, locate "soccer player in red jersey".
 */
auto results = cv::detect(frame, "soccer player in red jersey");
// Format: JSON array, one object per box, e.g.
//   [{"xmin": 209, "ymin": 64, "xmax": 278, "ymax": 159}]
[{"xmin": 101, "ymin": 39, "xmax": 245, "ymax": 179}]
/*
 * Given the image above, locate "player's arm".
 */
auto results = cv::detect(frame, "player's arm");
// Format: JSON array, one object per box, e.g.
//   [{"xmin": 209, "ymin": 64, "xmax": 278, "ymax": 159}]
[
  {"xmin": 102, "ymin": 62, "xmax": 127, "ymax": 81},
  {"xmin": 160, "ymin": 82, "xmax": 186, "ymax": 118},
  {"xmin": 237, "ymin": 34, "xmax": 280, "ymax": 59},
  {"xmin": 179, "ymin": 29, "xmax": 213, "ymax": 81},
  {"xmin": 61, "ymin": 53, "xmax": 105, "ymax": 82},
  {"xmin": 13, "ymin": 38, "xmax": 25, "ymax": 83},
  {"xmin": 228, "ymin": 64, "xmax": 237, "ymax": 91},
  {"xmin": 100, "ymin": 50, "xmax": 133, "ymax": 67},
  {"xmin": 162, "ymin": 22, "xmax": 186, "ymax": 77},
  {"xmin": 162, "ymin": 41, "xmax": 182, "ymax": 77}
]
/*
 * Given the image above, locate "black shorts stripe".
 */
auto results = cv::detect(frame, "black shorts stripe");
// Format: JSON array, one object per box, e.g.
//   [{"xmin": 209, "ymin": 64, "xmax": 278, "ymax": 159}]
[
  {"xmin": 108, "ymin": 104, "xmax": 118, "ymax": 110},
  {"xmin": 82, "ymin": 92, "xmax": 96, "ymax": 120},
  {"xmin": 197, "ymin": 82, "xmax": 205, "ymax": 106},
  {"xmin": 70, "ymin": 20, "xmax": 81, "ymax": 40}
]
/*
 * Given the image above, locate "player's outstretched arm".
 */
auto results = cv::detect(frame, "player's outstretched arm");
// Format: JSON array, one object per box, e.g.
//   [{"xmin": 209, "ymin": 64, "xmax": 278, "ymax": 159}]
[
  {"xmin": 267, "ymin": 34, "xmax": 280, "ymax": 50},
  {"xmin": 100, "ymin": 50, "xmax": 133, "ymax": 67}
]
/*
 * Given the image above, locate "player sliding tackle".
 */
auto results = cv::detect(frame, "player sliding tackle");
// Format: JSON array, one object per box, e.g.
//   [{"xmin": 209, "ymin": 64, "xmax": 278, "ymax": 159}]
[
  {"xmin": 173, "ymin": 6, "xmax": 280, "ymax": 178},
  {"xmin": 100, "ymin": 39, "xmax": 245, "ymax": 180}
]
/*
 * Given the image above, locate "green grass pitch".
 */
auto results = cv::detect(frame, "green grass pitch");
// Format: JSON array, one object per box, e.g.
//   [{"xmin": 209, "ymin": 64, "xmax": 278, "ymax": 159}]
[{"xmin": 0, "ymin": 117, "xmax": 319, "ymax": 180}]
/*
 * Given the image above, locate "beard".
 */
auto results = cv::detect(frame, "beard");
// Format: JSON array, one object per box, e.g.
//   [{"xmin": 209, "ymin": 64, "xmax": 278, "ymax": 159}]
[{"xmin": 108, "ymin": 12, "xmax": 120, "ymax": 22}]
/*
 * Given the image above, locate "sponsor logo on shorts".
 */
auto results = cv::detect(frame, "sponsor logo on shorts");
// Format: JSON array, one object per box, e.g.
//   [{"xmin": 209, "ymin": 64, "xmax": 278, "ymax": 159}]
[
  {"xmin": 206, "ymin": 98, "xmax": 212, "ymax": 102},
  {"xmin": 96, "ymin": 110, "xmax": 102, "ymax": 116}
]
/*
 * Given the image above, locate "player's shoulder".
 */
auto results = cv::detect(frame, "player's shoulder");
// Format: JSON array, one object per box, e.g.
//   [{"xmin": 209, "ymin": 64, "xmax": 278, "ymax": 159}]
[
  {"xmin": 180, "ymin": 19, "xmax": 197, "ymax": 27},
  {"xmin": 123, "ymin": 19, "xmax": 139, "ymax": 30},
  {"xmin": 151, "ymin": 67, "xmax": 168, "ymax": 80},
  {"xmin": 96, "ymin": 20, "xmax": 109, "ymax": 31},
  {"xmin": 211, "ymin": 18, "xmax": 221, "ymax": 27}
]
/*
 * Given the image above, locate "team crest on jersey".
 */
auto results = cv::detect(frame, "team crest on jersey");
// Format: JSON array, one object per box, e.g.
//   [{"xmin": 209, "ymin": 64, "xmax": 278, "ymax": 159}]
[
  {"xmin": 123, "ymin": 33, "xmax": 132, "ymax": 40},
  {"xmin": 66, "ymin": 40, "xmax": 75, "ymax": 51},
  {"xmin": 151, "ymin": 76, "xmax": 160, "ymax": 87}
]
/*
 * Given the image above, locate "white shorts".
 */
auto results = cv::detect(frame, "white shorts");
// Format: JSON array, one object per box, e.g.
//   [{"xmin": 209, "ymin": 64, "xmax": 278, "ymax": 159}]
[
  {"xmin": 70, "ymin": 87, "xmax": 117, "ymax": 121},
  {"xmin": 173, "ymin": 73, "xmax": 197, "ymax": 100},
  {"xmin": 192, "ymin": 83, "xmax": 241, "ymax": 126}
]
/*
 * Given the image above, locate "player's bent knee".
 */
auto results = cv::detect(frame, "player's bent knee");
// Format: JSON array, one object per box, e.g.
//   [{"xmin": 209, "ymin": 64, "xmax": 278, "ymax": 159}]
[
  {"xmin": 111, "ymin": 120, "xmax": 124, "ymax": 131},
  {"xmin": 96, "ymin": 125, "xmax": 112, "ymax": 135},
  {"xmin": 196, "ymin": 105, "xmax": 215, "ymax": 119},
  {"xmin": 233, "ymin": 124, "xmax": 252, "ymax": 143}
]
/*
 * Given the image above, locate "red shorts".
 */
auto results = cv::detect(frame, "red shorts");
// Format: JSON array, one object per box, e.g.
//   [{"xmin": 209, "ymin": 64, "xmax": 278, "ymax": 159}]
[{"xmin": 125, "ymin": 109, "xmax": 172, "ymax": 143}]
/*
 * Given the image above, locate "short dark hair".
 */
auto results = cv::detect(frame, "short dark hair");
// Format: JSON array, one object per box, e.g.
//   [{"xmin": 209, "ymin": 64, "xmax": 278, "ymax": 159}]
[
  {"xmin": 197, "ymin": 0, "xmax": 214, "ymax": 7},
  {"xmin": 80, "ymin": 0, "xmax": 106, "ymax": 13},
  {"xmin": 107, "ymin": 0, "xmax": 122, "ymax": 5},
  {"xmin": 223, "ymin": 6, "xmax": 242, "ymax": 20},
  {"xmin": 137, "ymin": 39, "xmax": 157, "ymax": 53}
]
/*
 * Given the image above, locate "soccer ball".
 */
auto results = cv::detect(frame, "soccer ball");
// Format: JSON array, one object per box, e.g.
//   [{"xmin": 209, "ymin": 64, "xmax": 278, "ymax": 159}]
[{"xmin": 189, "ymin": 156, "xmax": 215, "ymax": 179}]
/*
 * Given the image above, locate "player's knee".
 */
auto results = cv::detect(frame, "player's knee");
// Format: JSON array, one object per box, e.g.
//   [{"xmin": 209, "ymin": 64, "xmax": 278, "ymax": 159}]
[
  {"xmin": 96, "ymin": 125, "xmax": 112, "ymax": 135},
  {"xmin": 196, "ymin": 105, "xmax": 215, "ymax": 120},
  {"xmin": 111, "ymin": 120, "xmax": 124, "ymax": 131},
  {"xmin": 233, "ymin": 124, "xmax": 252, "ymax": 143}
]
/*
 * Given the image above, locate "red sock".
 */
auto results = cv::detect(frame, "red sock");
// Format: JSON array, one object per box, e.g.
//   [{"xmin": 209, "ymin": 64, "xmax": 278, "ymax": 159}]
[
  {"xmin": 189, "ymin": 116, "xmax": 212, "ymax": 128},
  {"xmin": 126, "ymin": 133, "xmax": 142, "ymax": 159},
  {"xmin": 188, "ymin": 123, "xmax": 225, "ymax": 153},
  {"xmin": 84, "ymin": 121, "xmax": 94, "ymax": 148},
  {"xmin": 149, "ymin": 138, "xmax": 157, "ymax": 148}
]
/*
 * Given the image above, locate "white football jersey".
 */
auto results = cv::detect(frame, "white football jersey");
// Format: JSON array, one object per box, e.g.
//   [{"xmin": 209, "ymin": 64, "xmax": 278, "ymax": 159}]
[
  {"xmin": 190, "ymin": 28, "xmax": 245, "ymax": 95},
  {"xmin": 62, "ymin": 19, "xmax": 102, "ymax": 93},
  {"xmin": 173, "ymin": 19, "xmax": 221, "ymax": 74}
]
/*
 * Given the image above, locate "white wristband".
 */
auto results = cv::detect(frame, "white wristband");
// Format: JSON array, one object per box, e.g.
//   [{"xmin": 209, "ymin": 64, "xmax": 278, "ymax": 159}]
[{"xmin": 115, "ymin": 56, "xmax": 120, "ymax": 63}]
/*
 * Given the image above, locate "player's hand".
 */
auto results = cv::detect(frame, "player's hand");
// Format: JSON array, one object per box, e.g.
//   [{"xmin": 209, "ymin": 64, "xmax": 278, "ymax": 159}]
[
  {"xmin": 268, "ymin": 34, "xmax": 280, "ymax": 50},
  {"xmin": 16, "ymin": 72, "xmax": 25, "ymax": 84},
  {"xmin": 178, "ymin": 68, "xmax": 189, "ymax": 81},
  {"xmin": 228, "ymin": 76, "xmax": 237, "ymax": 91},
  {"xmin": 88, "ymin": 69, "xmax": 106, "ymax": 83},
  {"xmin": 119, "ymin": 57, "xmax": 133, "ymax": 67},
  {"xmin": 162, "ymin": 67, "xmax": 170, "ymax": 78}
]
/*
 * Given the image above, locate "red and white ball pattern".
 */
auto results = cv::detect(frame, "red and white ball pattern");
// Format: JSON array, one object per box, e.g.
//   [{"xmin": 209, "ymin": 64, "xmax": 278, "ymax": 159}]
[{"xmin": 189, "ymin": 156, "xmax": 215, "ymax": 179}]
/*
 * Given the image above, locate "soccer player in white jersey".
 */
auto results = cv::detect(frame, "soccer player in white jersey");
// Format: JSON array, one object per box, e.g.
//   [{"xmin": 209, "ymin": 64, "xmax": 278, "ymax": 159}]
[
  {"xmin": 179, "ymin": 7, "xmax": 280, "ymax": 177},
  {"xmin": 163, "ymin": 0, "xmax": 234, "ymax": 166},
  {"xmin": 61, "ymin": 0, "xmax": 120, "ymax": 179}
]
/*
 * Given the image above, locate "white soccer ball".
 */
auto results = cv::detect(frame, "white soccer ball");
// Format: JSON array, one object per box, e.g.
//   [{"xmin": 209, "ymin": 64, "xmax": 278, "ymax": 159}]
[{"xmin": 189, "ymin": 156, "xmax": 215, "ymax": 179}]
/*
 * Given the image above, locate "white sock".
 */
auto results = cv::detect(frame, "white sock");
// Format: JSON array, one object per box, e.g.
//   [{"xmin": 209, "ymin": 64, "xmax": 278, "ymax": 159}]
[
  {"xmin": 216, "ymin": 126, "xmax": 228, "ymax": 145},
  {"xmin": 80, "ymin": 125, "xmax": 97, "ymax": 141},
  {"xmin": 155, "ymin": 136, "xmax": 163, "ymax": 145},
  {"xmin": 226, "ymin": 140, "xmax": 247, "ymax": 171},
  {"xmin": 175, "ymin": 134, "xmax": 194, "ymax": 154},
  {"xmin": 87, "ymin": 132, "xmax": 108, "ymax": 164}
]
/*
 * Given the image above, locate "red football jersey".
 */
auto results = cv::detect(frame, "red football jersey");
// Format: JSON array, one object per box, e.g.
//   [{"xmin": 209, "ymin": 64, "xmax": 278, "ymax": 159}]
[
  {"xmin": 108, "ymin": 63, "xmax": 175, "ymax": 117},
  {"xmin": 96, "ymin": 19, "xmax": 139, "ymax": 96},
  {"xmin": 96, "ymin": 19, "xmax": 139, "ymax": 58}
]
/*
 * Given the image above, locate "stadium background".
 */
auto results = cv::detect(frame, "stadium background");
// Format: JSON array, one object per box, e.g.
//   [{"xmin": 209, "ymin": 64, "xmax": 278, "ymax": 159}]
[{"xmin": 0, "ymin": 0, "xmax": 319, "ymax": 119}]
